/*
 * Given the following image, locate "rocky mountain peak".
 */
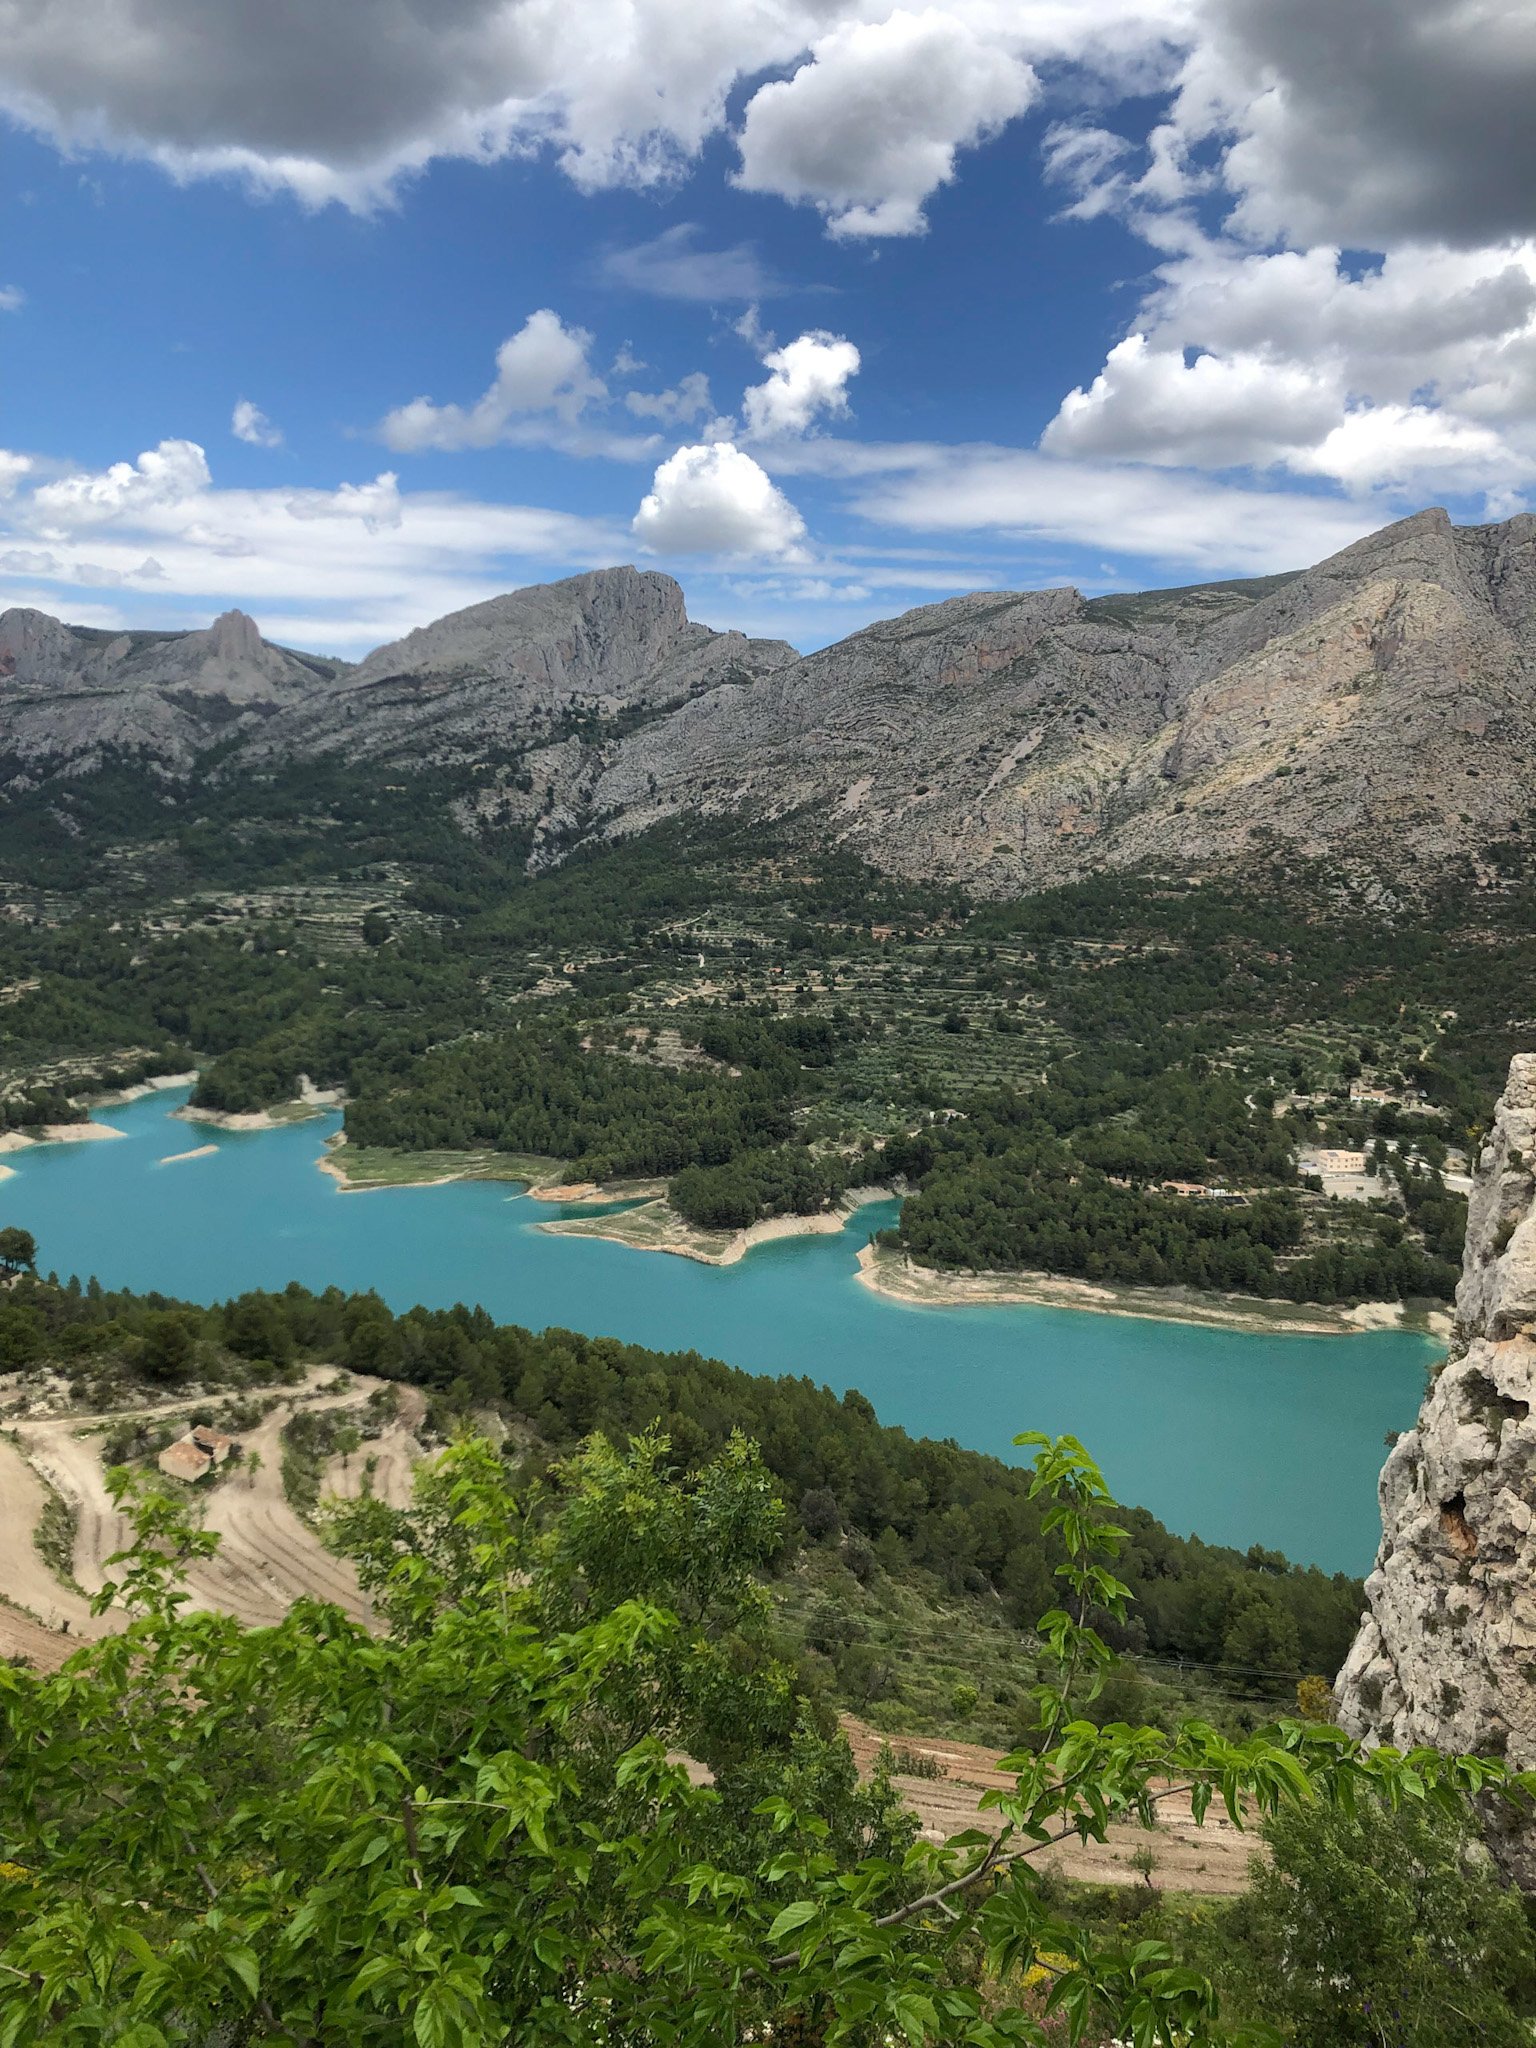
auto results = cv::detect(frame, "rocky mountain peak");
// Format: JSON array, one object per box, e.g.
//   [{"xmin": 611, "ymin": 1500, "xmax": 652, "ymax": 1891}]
[
  {"xmin": 255, "ymin": 563, "xmax": 797, "ymax": 766},
  {"xmin": 204, "ymin": 609, "xmax": 264, "ymax": 662},
  {"xmin": 1338, "ymin": 1053, "xmax": 1536, "ymax": 1881},
  {"xmin": 0, "ymin": 607, "xmax": 80, "ymax": 684},
  {"xmin": 0, "ymin": 602, "xmax": 324, "ymax": 772},
  {"xmin": 349, "ymin": 564, "xmax": 697, "ymax": 691}
]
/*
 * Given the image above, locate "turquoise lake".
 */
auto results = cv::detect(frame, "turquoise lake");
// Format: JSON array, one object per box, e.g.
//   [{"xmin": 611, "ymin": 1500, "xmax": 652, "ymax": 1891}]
[{"xmin": 5, "ymin": 1086, "xmax": 1439, "ymax": 1573}]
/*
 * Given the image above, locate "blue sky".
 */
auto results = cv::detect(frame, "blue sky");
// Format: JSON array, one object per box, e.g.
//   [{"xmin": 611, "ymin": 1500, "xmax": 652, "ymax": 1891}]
[{"xmin": 1, "ymin": 0, "xmax": 1532, "ymax": 654}]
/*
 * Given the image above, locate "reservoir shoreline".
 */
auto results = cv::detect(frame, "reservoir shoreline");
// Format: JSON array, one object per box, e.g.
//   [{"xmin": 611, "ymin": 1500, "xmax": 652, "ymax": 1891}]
[
  {"xmin": 0, "ymin": 1086, "xmax": 1437, "ymax": 1571},
  {"xmin": 317, "ymin": 1135, "xmax": 1449, "ymax": 1339}
]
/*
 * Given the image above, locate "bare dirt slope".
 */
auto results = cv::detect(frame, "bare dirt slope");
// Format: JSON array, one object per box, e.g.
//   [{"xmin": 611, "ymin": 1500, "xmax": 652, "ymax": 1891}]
[
  {"xmin": 840, "ymin": 1719, "xmax": 1256, "ymax": 1895},
  {"xmin": 0, "ymin": 1599, "xmax": 78, "ymax": 1672},
  {"xmin": 322, "ymin": 1419, "xmax": 426, "ymax": 1510},
  {"xmin": 182, "ymin": 1390, "xmax": 376, "ymax": 1627},
  {"xmin": 6, "ymin": 1371, "xmax": 430, "ymax": 1645},
  {"xmin": 0, "ymin": 1430, "xmax": 100, "ymax": 1638}
]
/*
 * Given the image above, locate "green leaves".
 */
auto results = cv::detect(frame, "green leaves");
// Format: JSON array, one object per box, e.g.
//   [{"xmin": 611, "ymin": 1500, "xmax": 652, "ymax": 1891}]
[
  {"xmin": 766, "ymin": 1899, "xmax": 819, "ymax": 1947},
  {"xmin": 0, "ymin": 1423, "xmax": 1520, "ymax": 2048}
]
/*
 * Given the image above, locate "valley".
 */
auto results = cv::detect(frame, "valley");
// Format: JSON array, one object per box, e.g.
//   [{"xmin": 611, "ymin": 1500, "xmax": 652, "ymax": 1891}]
[
  {"xmin": 4, "ymin": 509, "xmax": 1536, "ymax": 2042},
  {"xmin": 9, "ymin": 511, "xmax": 1535, "ymax": 1341}
]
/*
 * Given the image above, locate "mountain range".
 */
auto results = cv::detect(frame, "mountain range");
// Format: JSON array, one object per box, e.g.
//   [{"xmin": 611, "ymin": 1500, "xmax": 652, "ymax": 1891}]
[{"xmin": 4, "ymin": 505, "xmax": 1534, "ymax": 894}]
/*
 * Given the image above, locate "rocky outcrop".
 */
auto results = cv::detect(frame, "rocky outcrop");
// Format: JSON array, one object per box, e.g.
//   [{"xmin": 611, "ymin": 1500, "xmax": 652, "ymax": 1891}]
[
  {"xmin": 1338, "ymin": 1053, "xmax": 1536, "ymax": 1882},
  {"xmin": 0, "ymin": 607, "xmax": 336, "ymax": 771},
  {"xmin": 250, "ymin": 566, "xmax": 797, "ymax": 767}
]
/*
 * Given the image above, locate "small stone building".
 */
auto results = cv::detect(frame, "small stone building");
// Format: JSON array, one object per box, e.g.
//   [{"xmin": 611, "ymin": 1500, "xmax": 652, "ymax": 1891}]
[{"xmin": 157, "ymin": 1425, "xmax": 235, "ymax": 1484}]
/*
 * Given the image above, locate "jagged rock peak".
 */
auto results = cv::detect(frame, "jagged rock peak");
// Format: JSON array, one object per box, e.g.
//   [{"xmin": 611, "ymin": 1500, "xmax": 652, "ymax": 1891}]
[
  {"xmin": 1338, "ymin": 1053, "xmax": 1536, "ymax": 1882},
  {"xmin": 351, "ymin": 565, "xmax": 706, "ymax": 688},
  {"xmin": 205, "ymin": 608, "xmax": 263, "ymax": 660}
]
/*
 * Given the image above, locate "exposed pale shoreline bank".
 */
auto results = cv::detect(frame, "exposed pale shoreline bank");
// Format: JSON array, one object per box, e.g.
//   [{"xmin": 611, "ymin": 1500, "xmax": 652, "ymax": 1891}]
[
  {"xmin": 179, "ymin": 1103, "xmax": 325, "ymax": 1133},
  {"xmin": 307, "ymin": 1131, "xmax": 1452, "ymax": 1338},
  {"xmin": 317, "ymin": 1134, "xmax": 570, "ymax": 1194},
  {"xmin": 84, "ymin": 1070, "xmax": 198, "ymax": 1109},
  {"xmin": 0, "ymin": 1070, "xmax": 201, "ymax": 1160},
  {"xmin": 176, "ymin": 1082, "xmax": 342, "ymax": 1135},
  {"xmin": 536, "ymin": 1186, "xmax": 898, "ymax": 1267},
  {"xmin": 0, "ymin": 1120, "xmax": 128, "ymax": 1155},
  {"xmin": 854, "ymin": 1243, "xmax": 1453, "ymax": 1341}
]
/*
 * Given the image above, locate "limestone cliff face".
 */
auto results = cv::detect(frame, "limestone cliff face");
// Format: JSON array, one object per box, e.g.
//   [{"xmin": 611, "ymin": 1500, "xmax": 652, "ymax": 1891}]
[
  {"xmin": 1338, "ymin": 1053, "xmax": 1536, "ymax": 1881},
  {"xmin": 250, "ymin": 566, "xmax": 797, "ymax": 767},
  {"xmin": 0, "ymin": 607, "xmax": 335, "ymax": 771}
]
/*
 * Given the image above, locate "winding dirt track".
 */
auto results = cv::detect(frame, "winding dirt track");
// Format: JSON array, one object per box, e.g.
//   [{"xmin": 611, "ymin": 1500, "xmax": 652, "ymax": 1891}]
[{"xmin": 3, "ymin": 1372, "xmax": 430, "ymax": 1645}]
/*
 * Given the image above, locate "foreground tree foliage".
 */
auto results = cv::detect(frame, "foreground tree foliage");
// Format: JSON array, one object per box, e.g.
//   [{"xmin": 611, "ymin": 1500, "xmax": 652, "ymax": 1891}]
[
  {"xmin": 1, "ymin": 1432, "xmax": 1528, "ymax": 2046},
  {"xmin": 1211, "ymin": 1797, "xmax": 1536, "ymax": 2046}
]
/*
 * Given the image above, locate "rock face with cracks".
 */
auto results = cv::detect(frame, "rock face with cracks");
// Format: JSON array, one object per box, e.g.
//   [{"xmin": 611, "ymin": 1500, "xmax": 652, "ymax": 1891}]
[
  {"xmin": 1338, "ymin": 1053, "xmax": 1536, "ymax": 1882},
  {"xmin": 6, "ymin": 510, "xmax": 1536, "ymax": 899}
]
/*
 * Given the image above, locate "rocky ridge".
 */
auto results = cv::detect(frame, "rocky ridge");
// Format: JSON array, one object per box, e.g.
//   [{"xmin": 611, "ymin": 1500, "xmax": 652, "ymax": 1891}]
[
  {"xmin": 4, "ymin": 509, "xmax": 1535, "ymax": 893},
  {"xmin": 249, "ymin": 565, "xmax": 797, "ymax": 767},
  {"xmin": 0, "ymin": 607, "xmax": 338, "ymax": 772},
  {"xmin": 1338, "ymin": 1052, "xmax": 1536, "ymax": 1882},
  {"xmin": 0, "ymin": 566, "xmax": 796, "ymax": 791},
  {"xmin": 540, "ymin": 508, "xmax": 1536, "ymax": 895}
]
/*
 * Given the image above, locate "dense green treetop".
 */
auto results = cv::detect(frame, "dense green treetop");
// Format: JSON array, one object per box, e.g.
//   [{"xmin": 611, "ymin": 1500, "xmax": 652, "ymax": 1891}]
[{"xmin": 0, "ymin": 1428, "xmax": 1525, "ymax": 2046}]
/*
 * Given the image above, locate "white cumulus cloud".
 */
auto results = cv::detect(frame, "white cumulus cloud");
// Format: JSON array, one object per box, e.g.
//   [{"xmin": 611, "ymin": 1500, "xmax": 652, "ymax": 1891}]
[
  {"xmin": 1043, "ymin": 333, "xmax": 1339, "ymax": 469},
  {"xmin": 633, "ymin": 442, "xmax": 808, "ymax": 557},
  {"xmin": 1040, "ymin": 236, "xmax": 1536, "ymax": 495},
  {"xmin": 1289, "ymin": 406, "xmax": 1518, "ymax": 493},
  {"xmin": 33, "ymin": 439, "xmax": 212, "ymax": 529},
  {"xmin": 0, "ymin": 0, "xmax": 1167, "ymax": 218},
  {"xmin": 1176, "ymin": 0, "xmax": 1536, "ymax": 253},
  {"xmin": 743, "ymin": 331, "xmax": 861, "ymax": 438},
  {"xmin": 231, "ymin": 399, "xmax": 283, "ymax": 447},
  {"xmin": 379, "ymin": 310, "xmax": 609, "ymax": 452},
  {"xmin": 625, "ymin": 372, "xmax": 715, "ymax": 424},
  {"xmin": 735, "ymin": 9, "xmax": 1038, "ymax": 238}
]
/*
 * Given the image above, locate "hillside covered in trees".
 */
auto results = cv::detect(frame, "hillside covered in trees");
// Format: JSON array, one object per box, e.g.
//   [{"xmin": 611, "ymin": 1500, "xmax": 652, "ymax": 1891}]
[
  {"xmin": 0, "ymin": 1264, "xmax": 1365, "ymax": 1695},
  {"xmin": 0, "ymin": 762, "xmax": 1518, "ymax": 1307}
]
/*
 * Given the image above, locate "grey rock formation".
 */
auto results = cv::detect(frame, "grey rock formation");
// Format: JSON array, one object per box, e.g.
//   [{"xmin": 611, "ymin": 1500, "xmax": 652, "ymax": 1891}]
[
  {"xmin": 251, "ymin": 566, "xmax": 797, "ymax": 766},
  {"xmin": 0, "ymin": 606, "xmax": 335, "ymax": 771},
  {"xmin": 559, "ymin": 507, "xmax": 1536, "ymax": 895},
  {"xmin": 5, "ymin": 510, "xmax": 1535, "ymax": 899},
  {"xmin": 1338, "ymin": 1052, "xmax": 1536, "ymax": 1882}
]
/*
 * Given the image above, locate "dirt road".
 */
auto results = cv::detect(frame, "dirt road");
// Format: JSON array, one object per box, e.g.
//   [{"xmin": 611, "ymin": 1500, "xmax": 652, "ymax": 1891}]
[
  {"xmin": 840, "ymin": 1718, "xmax": 1257, "ymax": 1894},
  {"xmin": 5, "ymin": 1371, "xmax": 430, "ymax": 1645}
]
